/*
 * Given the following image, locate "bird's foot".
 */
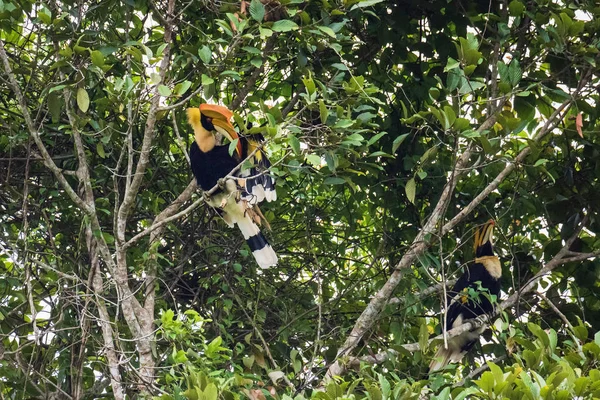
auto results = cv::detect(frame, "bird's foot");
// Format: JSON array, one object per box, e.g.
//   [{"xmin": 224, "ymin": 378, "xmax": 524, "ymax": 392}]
[
  {"xmin": 202, "ymin": 191, "xmax": 212, "ymax": 204},
  {"xmin": 217, "ymin": 178, "xmax": 227, "ymax": 189}
]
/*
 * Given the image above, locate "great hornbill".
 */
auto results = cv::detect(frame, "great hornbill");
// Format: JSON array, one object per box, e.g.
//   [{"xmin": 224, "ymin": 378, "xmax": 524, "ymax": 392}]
[
  {"xmin": 186, "ymin": 103, "xmax": 277, "ymax": 268},
  {"xmin": 429, "ymin": 219, "xmax": 502, "ymax": 372}
]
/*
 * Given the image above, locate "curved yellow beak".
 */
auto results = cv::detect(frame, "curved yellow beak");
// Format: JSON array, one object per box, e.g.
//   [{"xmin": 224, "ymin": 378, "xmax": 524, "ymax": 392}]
[{"xmin": 199, "ymin": 104, "xmax": 242, "ymax": 156}]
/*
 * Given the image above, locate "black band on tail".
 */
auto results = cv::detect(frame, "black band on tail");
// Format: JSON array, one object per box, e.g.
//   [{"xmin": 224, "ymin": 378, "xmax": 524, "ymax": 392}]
[{"xmin": 246, "ymin": 232, "xmax": 270, "ymax": 251}]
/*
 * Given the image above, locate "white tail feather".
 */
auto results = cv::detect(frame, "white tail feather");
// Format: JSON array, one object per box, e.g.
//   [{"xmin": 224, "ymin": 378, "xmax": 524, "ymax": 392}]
[{"xmin": 221, "ymin": 192, "xmax": 277, "ymax": 268}]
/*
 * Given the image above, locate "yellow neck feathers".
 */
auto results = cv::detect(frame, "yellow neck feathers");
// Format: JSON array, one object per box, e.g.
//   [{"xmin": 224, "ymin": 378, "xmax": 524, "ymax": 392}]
[{"xmin": 186, "ymin": 108, "xmax": 214, "ymax": 152}]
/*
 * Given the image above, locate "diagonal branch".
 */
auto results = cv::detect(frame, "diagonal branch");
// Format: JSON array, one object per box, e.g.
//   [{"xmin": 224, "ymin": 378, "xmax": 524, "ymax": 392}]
[{"xmin": 346, "ymin": 215, "xmax": 597, "ymax": 368}]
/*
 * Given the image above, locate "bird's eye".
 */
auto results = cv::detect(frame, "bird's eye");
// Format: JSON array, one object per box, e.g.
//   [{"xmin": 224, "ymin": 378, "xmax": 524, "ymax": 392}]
[{"xmin": 206, "ymin": 117, "xmax": 213, "ymax": 123}]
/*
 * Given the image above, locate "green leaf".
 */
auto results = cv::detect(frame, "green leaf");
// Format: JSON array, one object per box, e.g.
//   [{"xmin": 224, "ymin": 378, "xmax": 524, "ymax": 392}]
[
  {"xmin": 203, "ymin": 383, "xmax": 218, "ymax": 400},
  {"xmin": 97, "ymin": 143, "xmax": 106, "ymax": 158},
  {"xmin": 508, "ymin": 0, "xmax": 525, "ymax": 16},
  {"xmin": 90, "ymin": 50, "xmax": 105, "ymax": 67},
  {"xmin": 173, "ymin": 349, "xmax": 188, "ymax": 363},
  {"xmin": 249, "ymin": 0, "xmax": 265, "ymax": 22},
  {"xmin": 405, "ymin": 178, "xmax": 416, "ymax": 204},
  {"xmin": 306, "ymin": 154, "xmax": 321, "ymax": 166},
  {"xmin": 198, "ymin": 46, "xmax": 212, "ymax": 64},
  {"xmin": 317, "ymin": 26, "xmax": 336, "ymax": 38},
  {"xmin": 228, "ymin": 138, "xmax": 239, "ymax": 156},
  {"xmin": 259, "ymin": 27, "xmax": 273, "ymax": 38},
  {"xmin": 76, "ymin": 88, "xmax": 90, "ymax": 113},
  {"xmin": 444, "ymin": 57, "xmax": 460, "ymax": 72},
  {"xmin": 534, "ymin": 159, "xmax": 548, "ymax": 167},
  {"xmin": 302, "ymin": 76, "xmax": 316, "ymax": 95},
  {"xmin": 443, "ymin": 105, "xmax": 456, "ymax": 129},
  {"xmin": 392, "ymin": 133, "xmax": 409, "ymax": 153},
  {"xmin": 250, "ymin": 58, "xmax": 262, "ymax": 68},
  {"xmin": 220, "ymin": 70, "xmax": 242, "ymax": 80},
  {"xmin": 158, "ymin": 85, "xmax": 171, "ymax": 97},
  {"xmin": 271, "ymin": 20, "xmax": 299, "ymax": 32},
  {"xmin": 319, "ymin": 100, "xmax": 329, "ymax": 124},
  {"xmin": 201, "ymin": 74, "xmax": 214, "ymax": 85},
  {"xmin": 367, "ymin": 131, "xmax": 387, "ymax": 146},
  {"xmin": 149, "ymin": 73, "xmax": 161, "ymax": 85},
  {"xmin": 474, "ymin": 371, "xmax": 495, "ymax": 394},
  {"xmin": 453, "ymin": 118, "xmax": 470, "ymax": 131},
  {"xmin": 242, "ymin": 46, "xmax": 261, "ymax": 54},
  {"xmin": 174, "ymin": 80, "xmax": 192, "ymax": 96},
  {"xmin": 288, "ymin": 135, "xmax": 300, "ymax": 154},
  {"xmin": 508, "ymin": 60, "xmax": 523, "ymax": 86},
  {"xmin": 324, "ymin": 177, "xmax": 345, "ymax": 185},
  {"xmin": 350, "ymin": 0, "xmax": 384, "ymax": 10},
  {"xmin": 331, "ymin": 63, "xmax": 348, "ymax": 70},
  {"xmin": 242, "ymin": 355, "xmax": 255, "ymax": 368}
]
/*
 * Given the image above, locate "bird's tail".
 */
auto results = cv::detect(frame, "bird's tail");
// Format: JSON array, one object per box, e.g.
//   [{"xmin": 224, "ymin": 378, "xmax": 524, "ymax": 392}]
[
  {"xmin": 234, "ymin": 210, "xmax": 277, "ymax": 268},
  {"xmin": 217, "ymin": 185, "xmax": 277, "ymax": 268},
  {"xmin": 428, "ymin": 345, "xmax": 455, "ymax": 372}
]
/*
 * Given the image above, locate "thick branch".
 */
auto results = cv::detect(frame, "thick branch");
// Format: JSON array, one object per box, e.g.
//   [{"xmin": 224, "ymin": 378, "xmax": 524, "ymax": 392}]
[
  {"xmin": 344, "ymin": 218, "xmax": 597, "ymax": 368},
  {"xmin": 325, "ymin": 71, "xmax": 591, "ymax": 378}
]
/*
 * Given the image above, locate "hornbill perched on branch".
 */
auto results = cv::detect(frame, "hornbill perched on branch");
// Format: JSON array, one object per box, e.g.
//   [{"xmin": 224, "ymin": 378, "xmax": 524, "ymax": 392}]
[
  {"xmin": 429, "ymin": 219, "xmax": 502, "ymax": 372},
  {"xmin": 186, "ymin": 103, "xmax": 277, "ymax": 268}
]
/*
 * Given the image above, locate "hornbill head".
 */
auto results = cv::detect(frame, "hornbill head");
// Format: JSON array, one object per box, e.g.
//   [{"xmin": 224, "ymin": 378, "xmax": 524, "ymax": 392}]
[
  {"xmin": 194, "ymin": 103, "xmax": 242, "ymax": 156},
  {"xmin": 474, "ymin": 219, "xmax": 495, "ymax": 257}
]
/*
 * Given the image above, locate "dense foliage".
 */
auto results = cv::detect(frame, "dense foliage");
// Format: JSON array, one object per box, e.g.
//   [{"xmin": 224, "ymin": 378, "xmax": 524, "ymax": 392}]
[{"xmin": 1, "ymin": 0, "xmax": 600, "ymax": 398}]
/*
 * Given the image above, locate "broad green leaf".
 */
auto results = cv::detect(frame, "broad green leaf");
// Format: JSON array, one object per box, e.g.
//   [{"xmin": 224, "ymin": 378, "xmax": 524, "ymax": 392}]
[
  {"xmin": 288, "ymin": 135, "xmax": 300, "ymax": 154},
  {"xmin": 249, "ymin": 0, "xmax": 265, "ymax": 22},
  {"xmin": 97, "ymin": 143, "xmax": 106, "ymax": 158},
  {"xmin": 228, "ymin": 139, "xmax": 239, "ymax": 156},
  {"xmin": 509, "ymin": 0, "xmax": 525, "ymax": 16},
  {"xmin": 198, "ymin": 46, "xmax": 212, "ymax": 64},
  {"xmin": 201, "ymin": 74, "xmax": 214, "ymax": 85},
  {"xmin": 319, "ymin": 100, "xmax": 328, "ymax": 124},
  {"xmin": 158, "ymin": 85, "xmax": 171, "ymax": 96},
  {"xmin": 474, "ymin": 371, "xmax": 495, "ymax": 394},
  {"xmin": 250, "ymin": 58, "xmax": 262, "ymax": 68},
  {"xmin": 302, "ymin": 76, "xmax": 316, "ymax": 95},
  {"xmin": 350, "ymin": 0, "xmax": 384, "ymax": 10},
  {"xmin": 90, "ymin": 50, "xmax": 104, "ymax": 67},
  {"xmin": 271, "ymin": 20, "xmax": 298, "ymax": 32},
  {"xmin": 324, "ymin": 177, "xmax": 346, "ymax": 185},
  {"xmin": 174, "ymin": 80, "xmax": 192, "ymax": 96},
  {"xmin": 367, "ymin": 131, "xmax": 387, "ymax": 146},
  {"xmin": 76, "ymin": 88, "xmax": 89, "ymax": 113},
  {"xmin": 405, "ymin": 178, "xmax": 416, "ymax": 204},
  {"xmin": 392, "ymin": 133, "xmax": 409, "ymax": 153},
  {"xmin": 444, "ymin": 57, "xmax": 460, "ymax": 72},
  {"xmin": 306, "ymin": 154, "xmax": 321, "ymax": 166},
  {"xmin": 443, "ymin": 105, "xmax": 456, "ymax": 129},
  {"xmin": 317, "ymin": 26, "xmax": 336, "ymax": 38}
]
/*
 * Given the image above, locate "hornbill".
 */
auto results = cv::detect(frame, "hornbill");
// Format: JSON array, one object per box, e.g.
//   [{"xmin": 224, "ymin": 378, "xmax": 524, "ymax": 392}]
[
  {"xmin": 429, "ymin": 219, "xmax": 502, "ymax": 372},
  {"xmin": 186, "ymin": 103, "xmax": 277, "ymax": 268}
]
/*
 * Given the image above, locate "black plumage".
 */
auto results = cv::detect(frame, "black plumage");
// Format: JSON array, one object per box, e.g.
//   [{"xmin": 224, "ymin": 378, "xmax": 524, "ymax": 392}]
[
  {"xmin": 186, "ymin": 104, "xmax": 278, "ymax": 268},
  {"xmin": 189, "ymin": 142, "xmax": 238, "ymax": 191},
  {"xmin": 429, "ymin": 220, "xmax": 502, "ymax": 371}
]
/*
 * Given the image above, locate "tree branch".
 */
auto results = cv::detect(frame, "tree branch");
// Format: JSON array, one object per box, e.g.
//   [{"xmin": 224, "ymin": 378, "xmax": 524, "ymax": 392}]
[{"xmin": 340, "ymin": 215, "xmax": 597, "ymax": 369}]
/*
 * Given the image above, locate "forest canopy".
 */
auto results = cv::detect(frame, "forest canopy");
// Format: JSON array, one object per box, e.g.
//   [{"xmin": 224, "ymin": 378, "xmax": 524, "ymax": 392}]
[{"xmin": 1, "ymin": 0, "xmax": 600, "ymax": 399}]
